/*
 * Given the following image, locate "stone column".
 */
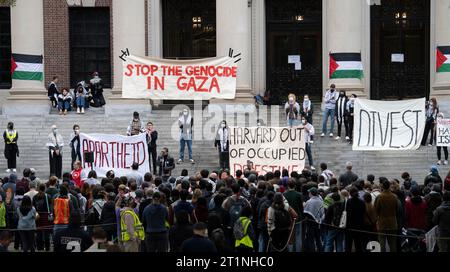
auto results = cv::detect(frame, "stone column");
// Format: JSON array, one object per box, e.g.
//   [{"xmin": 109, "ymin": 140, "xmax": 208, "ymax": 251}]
[
  {"xmin": 107, "ymin": 0, "xmax": 151, "ymax": 115},
  {"xmin": 3, "ymin": 0, "xmax": 49, "ymax": 116},
  {"xmin": 324, "ymin": 0, "xmax": 367, "ymax": 98},
  {"xmin": 431, "ymin": 0, "xmax": 450, "ymax": 108},
  {"xmin": 213, "ymin": 0, "xmax": 254, "ymax": 104}
]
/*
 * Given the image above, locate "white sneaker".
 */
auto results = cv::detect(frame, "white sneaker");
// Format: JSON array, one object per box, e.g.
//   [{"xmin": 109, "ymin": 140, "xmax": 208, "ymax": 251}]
[
  {"xmin": 310, "ymin": 166, "xmax": 316, "ymax": 171},
  {"xmin": 77, "ymin": 108, "xmax": 80, "ymax": 114},
  {"xmin": 335, "ymin": 136, "xmax": 341, "ymax": 140},
  {"xmin": 345, "ymin": 136, "xmax": 350, "ymax": 141},
  {"xmin": 321, "ymin": 133, "xmax": 325, "ymax": 137},
  {"xmin": 12, "ymin": 169, "xmax": 16, "ymax": 173},
  {"xmin": 428, "ymin": 144, "xmax": 433, "ymax": 147},
  {"xmin": 177, "ymin": 159, "xmax": 182, "ymax": 164},
  {"xmin": 445, "ymin": 161, "xmax": 449, "ymax": 165},
  {"xmin": 81, "ymin": 107, "xmax": 85, "ymax": 114},
  {"xmin": 6, "ymin": 169, "xmax": 10, "ymax": 173},
  {"xmin": 309, "ymin": 140, "xmax": 314, "ymax": 144},
  {"xmin": 190, "ymin": 159, "xmax": 195, "ymax": 164},
  {"xmin": 329, "ymin": 133, "xmax": 334, "ymax": 137},
  {"xmin": 437, "ymin": 160, "xmax": 442, "ymax": 165}
]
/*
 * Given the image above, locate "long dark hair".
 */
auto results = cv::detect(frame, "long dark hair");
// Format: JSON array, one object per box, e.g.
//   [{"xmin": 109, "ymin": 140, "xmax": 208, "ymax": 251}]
[{"xmin": 20, "ymin": 195, "xmax": 32, "ymax": 215}]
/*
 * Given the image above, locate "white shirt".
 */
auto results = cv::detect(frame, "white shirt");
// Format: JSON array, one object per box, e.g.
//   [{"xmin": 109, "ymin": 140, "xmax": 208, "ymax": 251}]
[{"xmin": 303, "ymin": 123, "xmax": 315, "ymax": 144}]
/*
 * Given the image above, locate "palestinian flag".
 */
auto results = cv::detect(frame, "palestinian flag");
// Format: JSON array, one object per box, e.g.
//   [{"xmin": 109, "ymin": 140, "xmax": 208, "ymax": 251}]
[
  {"xmin": 437, "ymin": 46, "xmax": 450, "ymax": 73},
  {"xmin": 329, "ymin": 53, "xmax": 363, "ymax": 79},
  {"xmin": 11, "ymin": 53, "xmax": 43, "ymax": 81}
]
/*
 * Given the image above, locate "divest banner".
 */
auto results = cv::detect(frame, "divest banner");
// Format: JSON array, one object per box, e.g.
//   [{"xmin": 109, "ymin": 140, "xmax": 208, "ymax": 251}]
[
  {"xmin": 122, "ymin": 55, "xmax": 237, "ymax": 100},
  {"xmin": 353, "ymin": 98, "xmax": 426, "ymax": 150},
  {"xmin": 437, "ymin": 119, "xmax": 450, "ymax": 147},
  {"xmin": 229, "ymin": 127, "xmax": 306, "ymax": 175},
  {"xmin": 79, "ymin": 133, "xmax": 149, "ymax": 177}
]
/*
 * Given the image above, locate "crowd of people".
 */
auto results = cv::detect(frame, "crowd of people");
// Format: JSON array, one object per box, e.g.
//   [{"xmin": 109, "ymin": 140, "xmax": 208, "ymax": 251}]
[
  {"xmin": 0, "ymin": 160, "xmax": 449, "ymax": 253},
  {"xmin": 47, "ymin": 72, "xmax": 106, "ymax": 115}
]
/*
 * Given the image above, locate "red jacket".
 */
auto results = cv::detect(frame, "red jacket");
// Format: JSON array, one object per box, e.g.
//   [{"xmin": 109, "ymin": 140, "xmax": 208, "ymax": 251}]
[
  {"xmin": 405, "ymin": 196, "xmax": 427, "ymax": 230},
  {"xmin": 71, "ymin": 168, "xmax": 83, "ymax": 188}
]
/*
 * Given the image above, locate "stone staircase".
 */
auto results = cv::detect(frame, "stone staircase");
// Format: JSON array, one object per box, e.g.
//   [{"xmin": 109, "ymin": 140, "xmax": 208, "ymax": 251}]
[{"xmin": 0, "ymin": 103, "xmax": 445, "ymax": 184}]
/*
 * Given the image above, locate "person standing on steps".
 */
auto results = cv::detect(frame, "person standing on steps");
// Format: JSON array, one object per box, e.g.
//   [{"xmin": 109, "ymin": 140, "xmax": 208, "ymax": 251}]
[
  {"xmin": 178, "ymin": 108, "xmax": 195, "ymax": 164},
  {"xmin": 70, "ymin": 124, "xmax": 82, "ymax": 170},
  {"xmin": 146, "ymin": 121, "xmax": 158, "ymax": 175},
  {"xmin": 302, "ymin": 114, "xmax": 315, "ymax": 171},
  {"xmin": 127, "ymin": 112, "xmax": 145, "ymax": 136},
  {"xmin": 321, "ymin": 84, "xmax": 339, "ymax": 138},
  {"xmin": 215, "ymin": 120, "xmax": 230, "ymax": 170},
  {"xmin": 436, "ymin": 112, "xmax": 449, "ymax": 165},
  {"xmin": 285, "ymin": 93, "xmax": 300, "ymax": 127},
  {"xmin": 3, "ymin": 122, "xmax": 19, "ymax": 173},
  {"xmin": 422, "ymin": 98, "xmax": 439, "ymax": 146},
  {"xmin": 347, "ymin": 94, "xmax": 357, "ymax": 144},
  {"xmin": 47, "ymin": 125, "xmax": 64, "ymax": 179},
  {"xmin": 335, "ymin": 90, "xmax": 349, "ymax": 141}
]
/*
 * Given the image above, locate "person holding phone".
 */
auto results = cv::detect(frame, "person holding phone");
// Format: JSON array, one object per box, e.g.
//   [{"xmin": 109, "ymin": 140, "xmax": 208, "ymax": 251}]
[{"xmin": 322, "ymin": 84, "xmax": 339, "ymax": 137}]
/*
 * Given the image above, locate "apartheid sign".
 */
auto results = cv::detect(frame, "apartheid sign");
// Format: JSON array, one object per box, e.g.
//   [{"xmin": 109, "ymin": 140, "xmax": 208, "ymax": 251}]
[
  {"xmin": 122, "ymin": 55, "xmax": 237, "ymax": 100},
  {"xmin": 353, "ymin": 98, "xmax": 426, "ymax": 150},
  {"xmin": 79, "ymin": 133, "xmax": 149, "ymax": 177},
  {"xmin": 229, "ymin": 126, "xmax": 306, "ymax": 175},
  {"xmin": 437, "ymin": 119, "xmax": 450, "ymax": 147}
]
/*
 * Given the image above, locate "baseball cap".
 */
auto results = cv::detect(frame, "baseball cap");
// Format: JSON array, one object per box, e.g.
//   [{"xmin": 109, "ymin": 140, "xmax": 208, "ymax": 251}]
[{"xmin": 308, "ymin": 187, "xmax": 318, "ymax": 195}]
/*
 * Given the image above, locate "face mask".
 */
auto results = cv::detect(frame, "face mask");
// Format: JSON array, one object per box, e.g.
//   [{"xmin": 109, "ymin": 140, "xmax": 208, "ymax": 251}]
[
  {"xmin": 304, "ymin": 98, "xmax": 309, "ymax": 102},
  {"xmin": 257, "ymin": 123, "xmax": 261, "ymax": 126},
  {"xmin": 221, "ymin": 123, "xmax": 226, "ymax": 128},
  {"xmin": 302, "ymin": 119, "xmax": 307, "ymax": 125},
  {"xmin": 53, "ymin": 129, "xmax": 58, "ymax": 134},
  {"xmin": 330, "ymin": 89, "xmax": 335, "ymax": 92},
  {"xmin": 183, "ymin": 111, "xmax": 188, "ymax": 116},
  {"xmin": 340, "ymin": 93, "xmax": 344, "ymax": 97},
  {"xmin": 8, "ymin": 125, "xmax": 13, "ymax": 130}
]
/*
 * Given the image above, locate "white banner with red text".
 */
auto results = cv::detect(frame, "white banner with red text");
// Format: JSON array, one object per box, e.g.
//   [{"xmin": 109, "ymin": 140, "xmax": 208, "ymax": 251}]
[
  {"xmin": 79, "ymin": 133, "xmax": 149, "ymax": 177},
  {"xmin": 229, "ymin": 126, "xmax": 306, "ymax": 176},
  {"xmin": 122, "ymin": 55, "xmax": 237, "ymax": 100}
]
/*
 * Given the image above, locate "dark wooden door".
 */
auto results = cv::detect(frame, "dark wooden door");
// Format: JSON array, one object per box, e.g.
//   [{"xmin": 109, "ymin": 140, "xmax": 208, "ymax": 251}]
[
  {"xmin": 0, "ymin": 7, "xmax": 11, "ymax": 89},
  {"xmin": 371, "ymin": 0, "xmax": 430, "ymax": 100}
]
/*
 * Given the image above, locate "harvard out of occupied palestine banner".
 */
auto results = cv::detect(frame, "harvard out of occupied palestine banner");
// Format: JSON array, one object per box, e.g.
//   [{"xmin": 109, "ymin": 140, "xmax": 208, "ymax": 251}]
[
  {"xmin": 122, "ymin": 55, "xmax": 237, "ymax": 100},
  {"xmin": 437, "ymin": 119, "xmax": 450, "ymax": 147},
  {"xmin": 229, "ymin": 126, "xmax": 306, "ymax": 175},
  {"xmin": 79, "ymin": 133, "xmax": 149, "ymax": 177},
  {"xmin": 353, "ymin": 98, "xmax": 425, "ymax": 151}
]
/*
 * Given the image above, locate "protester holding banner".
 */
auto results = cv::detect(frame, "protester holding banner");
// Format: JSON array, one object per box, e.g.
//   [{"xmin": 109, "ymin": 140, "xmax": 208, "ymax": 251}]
[
  {"xmin": 146, "ymin": 121, "xmax": 158, "ymax": 175},
  {"xmin": 322, "ymin": 84, "xmax": 339, "ymax": 137},
  {"xmin": 302, "ymin": 115, "xmax": 315, "ymax": 171},
  {"xmin": 3, "ymin": 122, "xmax": 19, "ymax": 173},
  {"xmin": 47, "ymin": 125, "xmax": 64, "ymax": 179},
  {"xmin": 70, "ymin": 124, "xmax": 81, "ymax": 170},
  {"xmin": 285, "ymin": 94, "xmax": 300, "ymax": 127},
  {"xmin": 215, "ymin": 120, "xmax": 230, "ymax": 170},
  {"xmin": 421, "ymin": 98, "xmax": 439, "ymax": 146},
  {"xmin": 178, "ymin": 109, "xmax": 195, "ymax": 164},
  {"xmin": 436, "ymin": 112, "xmax": 449, "ymax": 165},
  {"xmin": 335, "ymin": 90, "xmax": 349, "ymax": 141},
  {"xmin": 347, "ymin": 94, "xmax": 357, "ymax": 144},
  {"xmin": 127, "ymin": 112, "xmax": 145, "ymax": 136}
]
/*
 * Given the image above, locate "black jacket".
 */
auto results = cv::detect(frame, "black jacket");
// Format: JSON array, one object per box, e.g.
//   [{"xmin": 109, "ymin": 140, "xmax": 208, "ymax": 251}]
[
  {"xmin": 47, "ymin": 82, "xmax": 58, "ymax": 97},
  {"xmin": 346, "ymin": 197, "xmax": 366, "ymax": 229},
  {"xmin": 100, "ymin": 201, "xmax": 116, "ymax": 234},
  {"xmin": 433, "ymin": 201, "xmax": 450, "ymax": 236},
  {"xmin": 169, "ymin": 223, "xmax": 193, "ymax": 252},
  {"xmin": 157, "ymin": 155, "xmax": 175, "ymax": 176},
  {"xmin": 181, "ymin": 234, "xmax": 217, "ymax": 253},
  {"xmin": 146, "ymin": 131, "xmax": 158, "ymax": 149},
  {"xmin": 338, "ymin": 171, "xmax": 358, "ymax": 188}
]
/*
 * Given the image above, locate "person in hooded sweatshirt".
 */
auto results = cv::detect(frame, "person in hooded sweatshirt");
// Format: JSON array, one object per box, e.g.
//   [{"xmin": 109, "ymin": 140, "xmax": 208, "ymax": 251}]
[
  {"xmin": 178, "ymin": 108, "xmax": 194, "ymax": 164},
  {"xmin": 424, "ymin": 165, "xmax": 443, "ymax": 187},
  {"xmin": 215, "ymin": 120, "xmax": 230, "ymax": 170},
  {"xmin": 89, "ymin": 71, "xmax": 105, "ymax": 107},
  {"xmin": 334, "ymin": 90, "xmax": 349, "ymax": 141},
  {"xmin": 3, "ymin": 122, "xmax": 18, "ymax": 173}
]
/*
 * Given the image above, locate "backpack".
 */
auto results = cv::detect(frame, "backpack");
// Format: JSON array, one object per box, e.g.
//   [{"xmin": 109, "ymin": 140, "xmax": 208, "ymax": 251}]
[
  {"xmin": 228, "ymin": 197, "xmax": 245, "ymax": 227},
  {"xmin": 274, "ymin": 208, "xmax": 292, "ymax": 230},
  {"xmin": 233, "ymin": 217, "xmax": 251, "ymax": 241}
]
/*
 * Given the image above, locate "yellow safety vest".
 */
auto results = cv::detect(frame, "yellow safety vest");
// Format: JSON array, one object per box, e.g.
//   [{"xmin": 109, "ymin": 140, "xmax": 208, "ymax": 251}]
[
  {"xmin": 120, "ymin": 210, "xmax": 145, "ymax": 242},
  {"xmin": 5, "ymin": 130, "xmax": 17, "ymax": 144},
  {"xmin": 235, "ymin": 217, "xmax": 253, "ymax": 249}
]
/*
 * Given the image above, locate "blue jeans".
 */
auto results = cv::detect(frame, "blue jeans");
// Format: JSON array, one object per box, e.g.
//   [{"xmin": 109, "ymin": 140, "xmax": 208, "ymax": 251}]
[
  {"xmin": 258, "ymin": 228, "xmax": 269, "ymax": 252},
  {"xmin": 76, "ymin": 96, "xmax": 86, "ymax": 108},
  {"xmin": 53, "ymin": 224, "xmax": 68, "ymax": 237},
  {"xmin": 58, "ymin": 101, "xmax": 71, "ymax": 111},
  {"xmin": 324, "ymin": 228, "xmax": 344, "ymax": 252},
  {"xmin": 305, "ymin": 143, "xmax": 313, "ymax": 167},
  {"xmin": 287, "ymin": 119, "xmax": 300, "ymax": 127},
  {"xmin": 179, "ymin": 139, "xmax": 193, "ymax": 160},
  {"xmin": 288, "ymin": 222, "xmax": 303, "ymax": 252},
  {"xmin": 322, "ymin": 108, "xmax": 335, "ymax": 134}
]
